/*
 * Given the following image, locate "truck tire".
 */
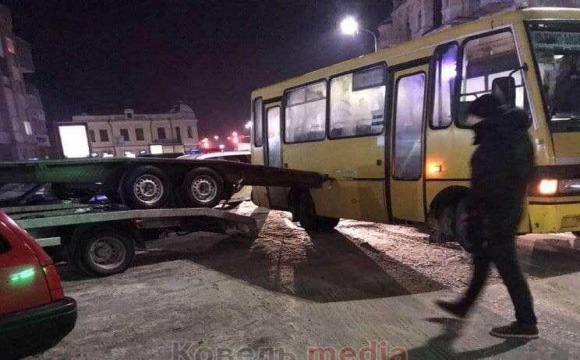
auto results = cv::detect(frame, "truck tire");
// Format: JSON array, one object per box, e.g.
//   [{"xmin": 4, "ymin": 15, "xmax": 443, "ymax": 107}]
[
  {"xmin": 121, "ymin": 166, "xmax": 172, "ymax": 209},
  {"xmin": 454, "ymin": 198, "xmax": 475, "ymax": 252},
  {"xmin": 76, "ymin": 228, "xmax": 135, "ymax": 276},
  {"xmin": 297, "ymin": 191, "xmax": 339, "ymax": 232},
  {"xmin": 181, "ymin": 167, "xmax": 225, "ymax": 208}
]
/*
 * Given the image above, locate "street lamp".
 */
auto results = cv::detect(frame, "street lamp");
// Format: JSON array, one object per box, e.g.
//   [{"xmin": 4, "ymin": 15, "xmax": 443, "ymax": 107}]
[
  {"xmin": 213, "ymin": 135, "xmax": 219, "ymax": 141},
  {"xmin": 340, "ymin": 16, "xmax": 378, "ymax": 53}
]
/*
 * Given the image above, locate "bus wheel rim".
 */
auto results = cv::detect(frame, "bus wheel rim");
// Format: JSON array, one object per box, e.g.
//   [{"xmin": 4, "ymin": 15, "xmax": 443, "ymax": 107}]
[
  {"xmin": 133, "ymin": 174, "xmax": 164, "ymax": 205},
  {"xmin": 89, "ymin": 236, "xmax": 127, "ymax": 270},
  {"xmin": 191, "ymin": 175, "xmax": 218, "ymax": 203}
]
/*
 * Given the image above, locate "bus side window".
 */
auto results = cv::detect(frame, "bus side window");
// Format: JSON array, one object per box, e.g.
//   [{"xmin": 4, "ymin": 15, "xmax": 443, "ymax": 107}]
[
  {"xmin": 393, "ymin": 72, "xmax": 426, "ymax": 180},
  {"xmin": 253, "ymin": 97, "xmax": 263, "ymax": 147},
  {"xmin": 329, "ymin": 65, "xmax": 386, "ymax": 138},
  {"xmin": 284, "ymin": 81, "xmax": 326, "ymax": 143},
  {"xmin": 458, "ymin": 31, "xmax": 525, "ymax": 126},
  {"xmin": 431, "ymin": 43, "xmax": 459, "ymax": 129}
]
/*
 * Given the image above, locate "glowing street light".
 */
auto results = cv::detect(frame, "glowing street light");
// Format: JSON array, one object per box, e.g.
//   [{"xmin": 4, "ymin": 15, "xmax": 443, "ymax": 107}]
[
  {"xmin": 219, "ymin": 144, "xmax": 225, "ymax": 151},
  {"xmin": 340, "ymin": 16, "xmax": 378, "ymax": 53},
  {"xmin": 213, "ymin": 135, "xmax": 220, "ymax": 141},
  {"xmin": 245, "ymin": 121, "xmax": 252, "ymax": 130}
]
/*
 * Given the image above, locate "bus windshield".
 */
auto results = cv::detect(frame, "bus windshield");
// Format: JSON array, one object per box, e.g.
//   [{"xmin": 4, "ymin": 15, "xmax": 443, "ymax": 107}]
[{"xmin": 529, "ymin": 21, "xmax": 580, "ymax": 128}]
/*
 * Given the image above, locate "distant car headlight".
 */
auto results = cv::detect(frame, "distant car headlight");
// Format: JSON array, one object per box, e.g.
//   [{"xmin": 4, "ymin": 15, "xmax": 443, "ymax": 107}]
[{"xmin": 559, "ymin": 179, "xmax": 580, "ymax": 194}]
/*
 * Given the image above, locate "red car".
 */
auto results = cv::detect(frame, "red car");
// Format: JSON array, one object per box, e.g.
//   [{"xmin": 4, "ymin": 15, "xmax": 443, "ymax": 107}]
[{"xmin": 0, "ymin": 212, "xmax": 77, "ymax": 359}]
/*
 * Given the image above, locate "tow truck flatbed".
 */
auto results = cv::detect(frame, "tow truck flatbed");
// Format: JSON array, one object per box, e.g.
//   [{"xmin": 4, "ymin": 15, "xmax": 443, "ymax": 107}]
[{"xmin": 0, "ymin": 158, "xmax": 328, "ymax": 210}]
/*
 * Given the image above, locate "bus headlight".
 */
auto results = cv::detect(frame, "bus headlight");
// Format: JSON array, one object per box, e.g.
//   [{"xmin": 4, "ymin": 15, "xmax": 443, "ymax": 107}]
[
  {"xmin": 538, "ymin": 179, "xmax": 558, "ymax": 195},
  {"xmin": 559, "ymin": 179, "xmax": 580, "ymax": 194}
]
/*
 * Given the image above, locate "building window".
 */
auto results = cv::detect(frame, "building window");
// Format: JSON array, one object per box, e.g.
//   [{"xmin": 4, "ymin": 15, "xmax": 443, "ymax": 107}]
[
  {"xmin": 126, "ymin": 113, "xmax": 133, "ymax": 119},
  {"xmin": 135, "ymin": 128, "xmax": 144, "ymax": 141},
  {"xmin": 458, "ymin": 31, "xmax": 524, "ymax": 126},
  {"xmin": 253, "ymin": 97, "xmax": 263, "ymax": 147},
  {"xmin": 157, "ymin": 127, "xmax": 166, "ymax": 140},
  {"xmin": 285, "ymin": 81, "xmax": 326, "ymax": 143},
  {"xmin": 187, "ymin": 126, "xmax": 193, "ymax": 138},
  {"xmin": 120, "ymin": 129, "xmax": 130, "ymax": 142},
  {"xmin": 330, "ymin": 65, "xmax": 386, "ymax": 138},
  {"xmin": 431, "ymin": 43, "xmax": 459, "ymax": 128},
  {"xmin": 89, "ymin": 130, "xmax": 96, "ymax": 143},
  {"xmin": 99, "ymin": 129, "xmax": 109, "ymax": 142},
  {"xmin": 393, "ymin": 72, "xmax": 426, "ymax": 180},
  {"xmin": 23, "ymin": 121, "xmax": 32, "ymax": 135},
  {"xmin": 175, "ymin": 126, "xmax": 182, "ymax": 142}
]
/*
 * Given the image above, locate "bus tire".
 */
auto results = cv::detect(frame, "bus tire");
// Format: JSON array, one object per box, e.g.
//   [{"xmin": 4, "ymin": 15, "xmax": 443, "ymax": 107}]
[
  {"xmin": 77, "ymin": 228, "xmax": 135, "ymax": 277},
  {"xmin": 297, "ymin": 191, "xmax": 339, "ymax": 232},
  {"xmin": 121, "ymin": 166, "xmax": 172, "ymax": 209},
  {"xmin": 182, "ymin": 167, "xmax": 224, "ymax": 208},
  {"xmin": 454, "ymin": 198, "xmax": 475, "ymax": 253}
]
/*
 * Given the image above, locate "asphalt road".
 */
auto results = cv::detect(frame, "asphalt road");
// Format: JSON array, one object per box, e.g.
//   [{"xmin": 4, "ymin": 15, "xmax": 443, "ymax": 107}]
[{"xmin": 32, "ymin": 204, "xmax": 580, "ymax": 359}]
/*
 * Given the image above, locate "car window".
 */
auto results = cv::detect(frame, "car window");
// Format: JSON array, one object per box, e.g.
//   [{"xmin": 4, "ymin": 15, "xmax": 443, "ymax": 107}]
[{"xmin": 0, "ymin": 234, "xmax": 9, "ymax": 254}]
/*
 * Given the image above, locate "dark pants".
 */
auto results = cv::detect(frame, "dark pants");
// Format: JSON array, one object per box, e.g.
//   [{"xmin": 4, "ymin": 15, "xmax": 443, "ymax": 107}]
[{"xmin": 460, "ymin": 244, "xmax": 537, "ymax": 325}]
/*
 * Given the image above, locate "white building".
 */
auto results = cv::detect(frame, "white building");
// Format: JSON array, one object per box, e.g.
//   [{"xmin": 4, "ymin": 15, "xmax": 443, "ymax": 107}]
[
  {"xmin": 70, "ymin": 101, "xmax": 199, "ymax": 158},
  {"xmin": 379, "ymin": 0, "xmax": 580, "ymax": 47}
]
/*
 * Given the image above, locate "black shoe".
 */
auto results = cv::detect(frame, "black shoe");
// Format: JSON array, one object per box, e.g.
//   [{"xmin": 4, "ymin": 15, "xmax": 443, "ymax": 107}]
[
  {"xmin": 490, "ymin": 322, "xmax": 539, "ymax": 339},
  {"xmin": 435, "ymin": 300, "xmax": 469, "ymax": 318}
]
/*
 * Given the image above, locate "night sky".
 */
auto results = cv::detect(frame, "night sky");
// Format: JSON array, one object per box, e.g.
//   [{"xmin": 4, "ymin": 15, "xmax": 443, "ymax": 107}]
[{"xmin": 3, "ymin": 0, "xmax": 389, "ymax": 137}]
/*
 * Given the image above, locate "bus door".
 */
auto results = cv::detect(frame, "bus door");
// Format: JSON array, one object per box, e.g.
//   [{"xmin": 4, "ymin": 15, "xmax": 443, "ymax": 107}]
[
  {"xmin": 389, "ymin": 65, "xmax": 428, "ymax": 222},
  {"xmin": 264, "ymin": 105, "xmax": 287, "ymax": 208}
]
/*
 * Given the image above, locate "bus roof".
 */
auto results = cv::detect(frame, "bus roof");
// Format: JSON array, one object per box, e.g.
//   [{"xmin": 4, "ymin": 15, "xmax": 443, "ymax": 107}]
[{"xmin": 251, "ymin": 7, "xmax": 580, "ymax": 98}]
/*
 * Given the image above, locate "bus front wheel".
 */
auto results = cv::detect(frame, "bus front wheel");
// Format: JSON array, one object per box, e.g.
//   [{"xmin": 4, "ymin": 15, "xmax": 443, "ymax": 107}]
[{"xmin": 296, "ymin": 191, "xmax": 339, "ymax": 232}]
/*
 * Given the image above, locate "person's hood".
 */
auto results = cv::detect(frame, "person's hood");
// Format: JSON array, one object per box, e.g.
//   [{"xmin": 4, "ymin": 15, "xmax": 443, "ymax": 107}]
[{"xmin": 472, "ymin": 106, "xmax": 531, "ymax": 145}]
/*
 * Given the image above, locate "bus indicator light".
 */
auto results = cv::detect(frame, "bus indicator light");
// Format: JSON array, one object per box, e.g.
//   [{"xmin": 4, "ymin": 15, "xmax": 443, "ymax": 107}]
[{"xmin": 429, "ymin": 164, "xmax": 443, "ymax": 174}]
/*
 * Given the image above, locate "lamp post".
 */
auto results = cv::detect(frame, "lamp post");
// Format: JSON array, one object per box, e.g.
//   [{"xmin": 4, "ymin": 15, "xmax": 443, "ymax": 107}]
[{"xmin": 340, "ymin": 16, "xmax": 378, "ymax": 53}]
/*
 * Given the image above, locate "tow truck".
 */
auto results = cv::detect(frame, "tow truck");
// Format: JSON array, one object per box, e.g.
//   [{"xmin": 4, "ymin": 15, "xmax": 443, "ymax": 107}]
[{"xmin": 0, "ymin": 125, "xmax": 328, "ymax": 277}]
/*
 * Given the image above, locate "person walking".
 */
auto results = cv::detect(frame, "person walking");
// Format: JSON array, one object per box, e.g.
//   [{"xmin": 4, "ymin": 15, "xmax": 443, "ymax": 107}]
[{"xmin": 436, "ymin": 94, "xmax": 538, "ymax": 339}]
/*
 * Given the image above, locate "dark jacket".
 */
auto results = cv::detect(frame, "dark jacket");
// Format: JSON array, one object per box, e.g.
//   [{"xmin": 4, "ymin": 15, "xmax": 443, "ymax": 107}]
[{"xmin": 468, "ymin": 107, "xmax": 535, "ymax": 248}]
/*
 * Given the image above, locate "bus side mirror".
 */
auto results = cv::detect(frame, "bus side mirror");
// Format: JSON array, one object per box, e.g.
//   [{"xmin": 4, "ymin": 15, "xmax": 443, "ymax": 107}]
[{"xmin": 492, "ymin": 77, "xmax": 516, "ymax": 108}]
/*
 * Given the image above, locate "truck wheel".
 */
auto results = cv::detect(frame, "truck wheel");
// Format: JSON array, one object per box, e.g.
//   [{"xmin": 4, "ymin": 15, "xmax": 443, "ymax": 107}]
[
  {"xmin": 297, "ymin": 191, "xmax": 339, "ymax": 232},
  {"xmin": 122, "ymin": 166, "xmax": 172, "ymax": 209},
  {"xmin": 454, "ymin": 198, "xmax": 475, "ymax": 252},
  {"xmin": 76, "ymin": 228, "xmax": 135, "ymax": 276},
  {"xmin": 182, "ymin": 167, "xmax": 224, "ymax": 208}
]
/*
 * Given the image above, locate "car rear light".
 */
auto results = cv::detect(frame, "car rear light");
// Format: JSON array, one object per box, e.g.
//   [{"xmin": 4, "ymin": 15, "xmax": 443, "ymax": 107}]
[
  {"xmin": 538, "ymin": 179, "xmax": 558, "ymax": 195},
  {"xmin": 43, "ymin": 264, "xmax": 64, "ymax": 300}
]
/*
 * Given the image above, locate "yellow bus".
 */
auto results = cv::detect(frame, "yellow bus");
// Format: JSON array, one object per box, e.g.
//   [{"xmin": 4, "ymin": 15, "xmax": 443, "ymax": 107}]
[{"xmin": 250, "ymin": 7, "xmax": 580, "ymax": 249}]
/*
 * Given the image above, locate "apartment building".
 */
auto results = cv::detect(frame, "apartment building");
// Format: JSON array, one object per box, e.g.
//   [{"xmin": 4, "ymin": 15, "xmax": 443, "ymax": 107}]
[
  {"xmin": 378, "ymin": 0, "xmax": 580, "ymax": 47},
  {"xmin": 0, "ymin": 4, "xmax": 50, "ymax": 160}
]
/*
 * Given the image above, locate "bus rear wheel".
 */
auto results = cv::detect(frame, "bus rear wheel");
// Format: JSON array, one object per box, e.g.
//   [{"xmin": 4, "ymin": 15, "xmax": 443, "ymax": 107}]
[
  {"xmin": 454, "ymin": 198, "xmax": 476, "ymax": 253},
  {"xmin": 296, "ymin": 191, "xmax": 339, "ymax": 232}
]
